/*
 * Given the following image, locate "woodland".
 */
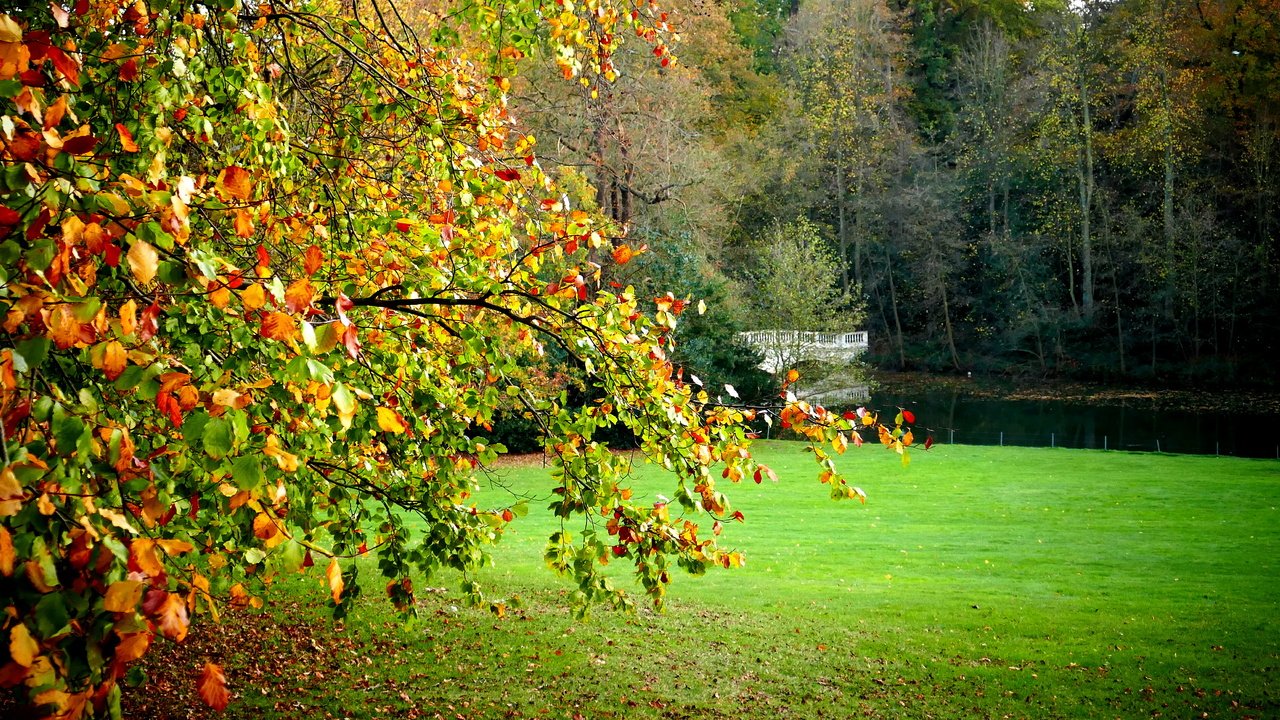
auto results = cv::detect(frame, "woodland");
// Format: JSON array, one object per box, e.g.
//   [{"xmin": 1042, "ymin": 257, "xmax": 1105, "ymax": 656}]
[
  {"xmin": 0, "ymin": 0, "xmax": 1276, "ymax": 717},
  {"xmin": 550, "ymin": 0, "xmax": 1280, "ymax": 389}
]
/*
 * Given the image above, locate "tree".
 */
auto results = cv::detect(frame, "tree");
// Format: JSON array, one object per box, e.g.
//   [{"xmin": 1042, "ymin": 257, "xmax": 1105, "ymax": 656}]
[
  {"xmin": 0, "ymin": 2, "xmax": 914, "ymax": 717},
  {"xmin": 742, "ymin": 218, "xmax": 862, "ymax": 385}
]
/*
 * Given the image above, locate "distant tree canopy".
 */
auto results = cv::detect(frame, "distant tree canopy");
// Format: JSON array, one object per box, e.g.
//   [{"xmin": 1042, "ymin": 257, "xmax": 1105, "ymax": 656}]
[{"xmin": 0, "ymin": 2, "xmax": 919, "ymax": 717}]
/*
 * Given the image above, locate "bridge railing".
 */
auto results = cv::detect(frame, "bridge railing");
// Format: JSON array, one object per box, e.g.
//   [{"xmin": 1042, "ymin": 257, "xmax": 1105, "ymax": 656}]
[{"xmin": 739, "ymin": 330, "xmax": 868, "ymax": 349}]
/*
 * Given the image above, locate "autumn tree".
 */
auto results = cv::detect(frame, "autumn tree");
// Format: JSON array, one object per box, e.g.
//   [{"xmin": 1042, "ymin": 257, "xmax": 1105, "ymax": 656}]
[{"xmin": 0, "ymin": 1, "xmax": 917, "ymax": 717}]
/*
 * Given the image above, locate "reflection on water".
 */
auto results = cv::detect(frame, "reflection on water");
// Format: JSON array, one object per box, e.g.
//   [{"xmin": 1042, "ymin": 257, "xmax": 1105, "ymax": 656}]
[{"xmin": 867, "ymin": 390, "xmax": 1280, "ymax": 459}]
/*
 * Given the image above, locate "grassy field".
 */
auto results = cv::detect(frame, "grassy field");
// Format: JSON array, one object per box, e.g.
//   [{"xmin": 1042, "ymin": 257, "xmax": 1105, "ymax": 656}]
[{"xmin": 128, "ymin": 443, "xmax": 1280, "ymax": 719}]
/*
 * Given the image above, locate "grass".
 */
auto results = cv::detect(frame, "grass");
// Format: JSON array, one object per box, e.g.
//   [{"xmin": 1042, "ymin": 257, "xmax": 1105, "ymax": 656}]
[{"xmin": 128, "ymin": 443, "xmax": 1280, "ymax": 719}]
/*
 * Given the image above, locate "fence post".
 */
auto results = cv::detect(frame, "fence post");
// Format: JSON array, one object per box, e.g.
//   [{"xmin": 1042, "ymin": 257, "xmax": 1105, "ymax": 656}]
[
  {"xmin": 1000, "ymin": 432, "xmax": 1003, "ymax": 447},
  {"xmin": 1051, "ymin": 433, "xmax": 1055, "ymax": 448},
  {"xmin": 1104, "ymin": 435, "xmax": 1108, "ymax": 451}
]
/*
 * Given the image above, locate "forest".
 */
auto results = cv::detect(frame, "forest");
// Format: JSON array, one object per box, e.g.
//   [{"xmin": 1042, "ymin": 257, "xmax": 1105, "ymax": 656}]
[{"xmin": 534, "ymin": 0, "xmax": 1280, "ymax": 388}]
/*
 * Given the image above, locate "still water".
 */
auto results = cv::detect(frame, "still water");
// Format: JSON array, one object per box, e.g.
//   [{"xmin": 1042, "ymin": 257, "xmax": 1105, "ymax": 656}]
[{"xmin": 866, "ymin": 390, "xmax": 1280, "ymax": 459}]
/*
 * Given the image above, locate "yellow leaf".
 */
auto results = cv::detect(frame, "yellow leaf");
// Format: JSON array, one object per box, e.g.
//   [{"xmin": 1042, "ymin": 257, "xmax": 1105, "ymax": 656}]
[
  {"xmin": 8, "ymin": 623, "xmax": 37, "ymax": 667},
  {"xmin": 0, "ymin": 525, "xmax": 13, "ymax": 576},
  {"xmin": 0, "ymin": 14, "xmax": 23, "ymax": 43},
  {"xmin": 127, "ymin": 240, "xmax": 158, "ymax": 284},
  {"xmin": 0, "ymin": 466, "xmax": 22, "ymax": 516},
  {"xmin": 376, "ymin": 407, "xmax": 407, "ymax": 434},
  {"xmin": 102, "ymin": 579, "xmax": 145, "ymax": 612},
  {"xmin": 241, "ymin": 283, "xmax": 266, "ymax": 311},
  {"xmin": 264, "ymin": 434, "xmax": 299, "ymax": 472},
  {"xmin": 326, "ymin": 558, "xmax": 344, "ymax": 604},
  {"xmin": 156, "ymin": 538, "xmax": 195, "ymax": 555}
]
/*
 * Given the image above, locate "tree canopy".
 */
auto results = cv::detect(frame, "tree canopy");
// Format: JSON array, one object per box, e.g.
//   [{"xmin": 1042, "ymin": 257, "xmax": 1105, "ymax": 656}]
[{"xmin": 0, "ymin": 1, "xmax": 917, "ymax": 717}]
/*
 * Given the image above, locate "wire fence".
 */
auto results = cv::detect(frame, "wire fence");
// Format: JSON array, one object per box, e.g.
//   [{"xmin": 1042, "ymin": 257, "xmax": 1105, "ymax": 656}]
[{"xmin": 909, "ymin": 427, "xmax": 1280, "ymax": 459}]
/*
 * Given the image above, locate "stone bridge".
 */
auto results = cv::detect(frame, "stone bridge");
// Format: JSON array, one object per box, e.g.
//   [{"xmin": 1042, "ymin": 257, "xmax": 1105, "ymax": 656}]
[{"xmin": 737, "ymin": 330, "xmax": 869, "ymax": 374}]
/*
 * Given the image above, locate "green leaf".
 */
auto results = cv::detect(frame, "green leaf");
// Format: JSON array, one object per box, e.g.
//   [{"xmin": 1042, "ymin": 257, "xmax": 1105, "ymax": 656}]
[
  {"xmin": 203, "ymin": 417, "xmax": 234, "ymax": 459},
  {"xmin": 231, "ymin": 455, "xmax": 265, "ymax": 491},
  {"xmin": 13, "ymin": 337, "xmax": 50, "ymax": 373}
]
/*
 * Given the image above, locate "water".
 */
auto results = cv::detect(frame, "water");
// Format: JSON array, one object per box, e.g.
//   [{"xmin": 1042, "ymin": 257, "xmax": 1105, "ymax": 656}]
[{"xmin": 866, "ymin": 390, "xmax": 1280, "ymax": 459}]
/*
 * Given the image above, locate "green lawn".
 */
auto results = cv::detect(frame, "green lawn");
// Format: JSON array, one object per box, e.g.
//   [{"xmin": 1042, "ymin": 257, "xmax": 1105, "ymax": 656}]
[{"xmin": 131, "ymin": 443, "xmax": 1280, "ymax": 719}]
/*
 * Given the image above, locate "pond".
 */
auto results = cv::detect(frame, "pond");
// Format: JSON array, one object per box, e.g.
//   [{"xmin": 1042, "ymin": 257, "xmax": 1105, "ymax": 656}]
[{"xmin": 866, "ymin": 389, "xmax": 1280, "ymax": 459}]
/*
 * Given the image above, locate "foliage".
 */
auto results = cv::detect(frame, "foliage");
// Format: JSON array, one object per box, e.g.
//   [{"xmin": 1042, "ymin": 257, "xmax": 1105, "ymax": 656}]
[{"xmin": 0, "ymin": 1, "xmax": 919, "ymax": 717}]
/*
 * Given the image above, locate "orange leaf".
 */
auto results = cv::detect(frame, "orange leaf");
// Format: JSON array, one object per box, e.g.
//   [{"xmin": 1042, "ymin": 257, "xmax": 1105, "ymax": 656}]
[
  {"xmin": 232, "ymin": 207, "xmax": 254, "ymax": 237},
  {"xmin": 102, "ymin": 579, "xmax": 145, "ymax": 612},
  {"xmin": 115, "ymin": 123, "xmax": 138, "ymax": 152},
  {"xmin": 252, "ymin": 511, "xmax": 282, "ymax": 543},
  {"xmin": 198, "ymin": 662, "xmax": 231, "ymax": 711},
  {"xmin": 101, "ymin": 340, "xmax": 127, "ymax": 381},
  {"xmin": 260, "ymin": 312, "xmax": 297, "ymax": 342},
  {"xmin": 284, "ymin": 278, "xmax": 315, "ymax": 314},
  {"xmin": 127, "ymin": 240, "xmax": 158, "ymax": 284},
  {"xmin": 376, "ymin": 407, "xmax": 407, "ymax": 434},
  {"xmin": 113, "ymin": 631, "xmax": 151, "ymax": 664},
  {"xmin": 302, "ymin": 244, "xmax": 323, "ymax": 276},
  {"xmin": 129, "ymin": 538, "xmax": 165, "ymax": 578},
  {"xmin": 153, "ymin": 592, "xmax": 189, "ymax": 642},
  {"xmin": 611, "ymin": 245, "xmax": 633, "ymax": 265},
  {"xmin": 48, "ymin": 304, "xmax": 81, "ymax": 349},
  {"xmin": 119, "ymin": 299, "xmax": 137, "ymax": 336},
  {"xmin": 218, "ymin": 165, "xmax": 253, "ymax": 201},
  {"xmin": 326, "ymin": 558, "xmax": 344, "ymax": 604},
  {"xmin": 43, "ymin": 96, "xmax": 69, "ymax": 130}
]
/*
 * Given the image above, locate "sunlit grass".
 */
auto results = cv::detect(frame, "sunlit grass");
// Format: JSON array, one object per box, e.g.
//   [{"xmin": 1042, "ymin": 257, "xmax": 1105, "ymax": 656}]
[{"xmin": 135, "ymin": 442, "xmax": 1280, "ymax": 719}]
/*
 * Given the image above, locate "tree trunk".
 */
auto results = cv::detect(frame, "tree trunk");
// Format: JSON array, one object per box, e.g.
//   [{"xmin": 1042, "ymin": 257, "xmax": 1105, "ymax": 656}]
[
  {"xmin": 836, "ymin": 138, "xmax": 852, "ymax": 293},
  {"xmin": 1078, "ymin": 60, "xmax": 1095, "ymax": 320},
  {"xmin": 885, "ymin": 246, "xmax": 905, "ymax": 370}
]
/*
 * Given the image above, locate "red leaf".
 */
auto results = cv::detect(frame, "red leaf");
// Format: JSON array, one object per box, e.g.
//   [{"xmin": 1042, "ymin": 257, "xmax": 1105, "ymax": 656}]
[
  {"xmin": 197, "ymin": 662, "xmax": 230, "ymax": 711},
  {"xmin": 119, "ymin": 58, "xmax": 139, "ymax": 82},
  {"xmin": 0, "ymin": 206, "xmax": 20, "ymax": 226},
  {"xmin": 924, "ymin": 436, "xmax": 934, "ymax": 450},
  {"xmin": 138, "ymin": 301, "xmax": 161, "ymax": 341},
  {"xmin": 494, "ymin": 168, "xmax": 521, "ymax": 182},
  {"xmin": 19, "ymin": 70, "xmax": 44, "ymax": 87},
  {"xmin": 47, "ymin": 46, "xmax": 80, "ymax": 86},
  {"xmin": 104, "ymin": 243, "xmax": 121, "ymax": 268},
  {"xmin": 842, "ymin": 410, "xmax": 857, "ymax": 421},
  {"xmin": 8, "ymin": 133, "xmax": 42, "ymax": 162},
  {"xmin": 902, "ymin": 409, "xmax": 916, "ymax": 424},
  {"xmin": 341, "ymin": 324, "xmax": 361, "ymax": 359},
  {"xmin": 301, "ymin": 550, "xmax": 314, "ymax": 568},
  {"xmin": 61, "ymin": 134, "xmax": 99, "ymax": 155},
  {"xmin": 255, "ymin": 244, "xmax": 270, "ymax": 273}
]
